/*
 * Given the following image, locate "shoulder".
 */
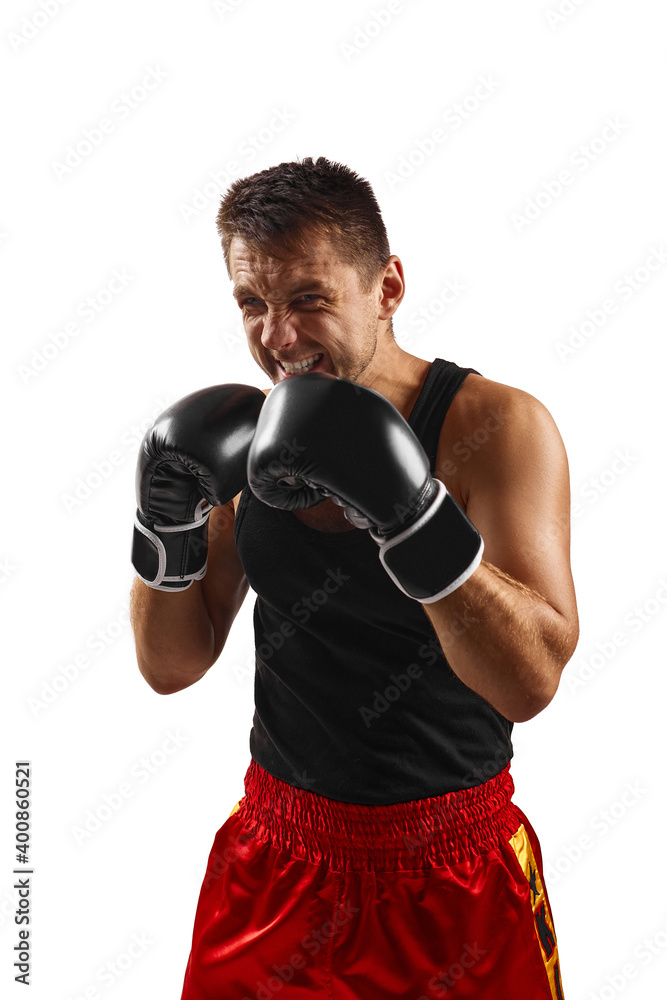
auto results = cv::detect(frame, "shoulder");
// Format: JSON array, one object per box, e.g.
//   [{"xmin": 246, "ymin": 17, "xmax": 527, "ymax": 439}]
[
  {"xmin": 448, "ymin": 372, "xmax": 554, "ymax": 427},
  {"xmin": 437, "ymin": 373, "xmax": 567, "ymax": 507}
]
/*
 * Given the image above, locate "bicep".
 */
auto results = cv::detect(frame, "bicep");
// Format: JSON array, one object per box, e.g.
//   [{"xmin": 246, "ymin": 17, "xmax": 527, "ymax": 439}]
[
  {"xmin": 461, "ymin": 393, "xmax": 578, "ymax": 624},
  {"xmin": 199, "ymin": 499, "xmax": 250, "ymax": 664}
]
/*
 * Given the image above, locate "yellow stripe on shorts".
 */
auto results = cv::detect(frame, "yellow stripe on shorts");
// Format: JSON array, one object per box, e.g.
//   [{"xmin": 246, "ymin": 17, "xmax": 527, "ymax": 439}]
[
  {"xmin": 509, "ymin": 823, "xmax": 565, "ymax": 1000},
  {"xmin": 229, "ymin": 800, "xmax": 241, "ymax": 818}
]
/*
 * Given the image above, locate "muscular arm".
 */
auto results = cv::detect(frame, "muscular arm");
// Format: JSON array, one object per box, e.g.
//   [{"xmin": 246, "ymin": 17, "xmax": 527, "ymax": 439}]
[
  {"xmin": 130, "ymin": 499, "xmax": 249, "ymax": 694},
  {"xmin": 423, "ymin": 380, "xmax": 579, "ymax": 723}
]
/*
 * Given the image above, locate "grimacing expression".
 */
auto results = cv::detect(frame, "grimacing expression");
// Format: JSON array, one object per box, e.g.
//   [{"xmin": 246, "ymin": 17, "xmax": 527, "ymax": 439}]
[{"xmin": 229, "ymin": 236, "xmax": 384, "ymax": 384}]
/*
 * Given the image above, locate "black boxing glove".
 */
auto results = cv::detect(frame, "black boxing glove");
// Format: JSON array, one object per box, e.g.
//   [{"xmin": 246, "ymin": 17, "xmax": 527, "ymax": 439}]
[
  {"xmin": 247, "ymin": 373, "xmax": 483, "ymax": 603},
  {"xmin": 132, "ymin": 384, "xmax": 264, "ymax": 591}
]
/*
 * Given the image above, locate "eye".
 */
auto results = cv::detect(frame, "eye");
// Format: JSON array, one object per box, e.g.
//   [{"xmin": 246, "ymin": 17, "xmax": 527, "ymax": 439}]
[
  {"xmin": 296, "ymin": 294, "xmax": 320, "ymax": 304},
  {"xmin": 240, "ymin": 297, "xmax": 262, "ymax": 308}
]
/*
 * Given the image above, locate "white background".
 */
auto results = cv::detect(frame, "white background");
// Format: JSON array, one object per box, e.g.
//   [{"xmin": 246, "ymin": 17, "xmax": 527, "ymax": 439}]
[{"xmin": 2, "ymin": 1, "xmax": 666, "ymax": 997}]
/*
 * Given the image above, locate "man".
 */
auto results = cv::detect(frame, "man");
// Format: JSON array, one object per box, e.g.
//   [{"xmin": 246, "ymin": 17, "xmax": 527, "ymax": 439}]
[{"xmin": 130, "ymin": 157, "xmax": 578, "ymax": 999}]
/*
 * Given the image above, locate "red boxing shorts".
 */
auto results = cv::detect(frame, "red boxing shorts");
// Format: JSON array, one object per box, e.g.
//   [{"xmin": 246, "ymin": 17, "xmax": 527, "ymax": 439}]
[{"xmin": 180, "ymin": 759, "xmax": 565, "ymax": 999}]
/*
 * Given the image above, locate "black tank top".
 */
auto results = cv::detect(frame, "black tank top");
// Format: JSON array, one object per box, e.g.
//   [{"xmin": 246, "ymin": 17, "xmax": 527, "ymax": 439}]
[{"xmin": 233, "ymin": 359, "xmax": 513, "ymax": 804}]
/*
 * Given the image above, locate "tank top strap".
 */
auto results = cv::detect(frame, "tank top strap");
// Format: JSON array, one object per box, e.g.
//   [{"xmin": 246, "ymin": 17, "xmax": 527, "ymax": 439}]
[{"xmin": 408, "ymin": 358, "xmax": 481, "ymax": 473}]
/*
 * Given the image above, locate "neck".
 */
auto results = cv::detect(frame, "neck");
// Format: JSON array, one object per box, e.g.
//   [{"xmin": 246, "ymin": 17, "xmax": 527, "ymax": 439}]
[{"xmin": 361, "ymin": 340, "xmax": 431, "ymax": 421}]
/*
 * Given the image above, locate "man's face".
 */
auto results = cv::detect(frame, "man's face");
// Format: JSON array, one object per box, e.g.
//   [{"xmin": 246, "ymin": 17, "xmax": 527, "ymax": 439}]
[{"xmin": 229, "ymin": 234, "xmax": 384, "ymax": 384}]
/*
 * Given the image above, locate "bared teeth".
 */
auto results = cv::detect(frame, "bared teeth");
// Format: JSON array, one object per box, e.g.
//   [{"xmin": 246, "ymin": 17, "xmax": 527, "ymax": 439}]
[{"xmin": 281, "ymin": 353, "xmax": 323, "ymax": 373}]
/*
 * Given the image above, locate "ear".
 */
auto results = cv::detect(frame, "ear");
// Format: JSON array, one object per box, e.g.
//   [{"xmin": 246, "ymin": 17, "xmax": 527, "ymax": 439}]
[{"xmin": 377, "ymin": 255, "xmax": 405, "ymax": 320}]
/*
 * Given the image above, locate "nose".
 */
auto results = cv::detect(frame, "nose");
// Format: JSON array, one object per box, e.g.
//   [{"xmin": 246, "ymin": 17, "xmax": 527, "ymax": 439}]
[{"xmin": 260, "ymin": 309, "xmax": 298, "ymax": 353}]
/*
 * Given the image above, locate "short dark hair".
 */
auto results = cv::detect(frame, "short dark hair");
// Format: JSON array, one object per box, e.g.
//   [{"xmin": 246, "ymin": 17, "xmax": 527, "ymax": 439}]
[{"xmin": 216, "ymin": 157, "xmax": 392, "ymax": 291}]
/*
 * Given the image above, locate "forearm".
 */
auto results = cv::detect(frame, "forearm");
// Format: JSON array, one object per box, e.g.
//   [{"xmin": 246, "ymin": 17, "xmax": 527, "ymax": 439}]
[
  {"xmin": 129, "ymin": 576, "xmax": 215, "ymax": 694},
  {"xmin": 423, "ymin": 561, "xmax": 578, "ymax": 723}
]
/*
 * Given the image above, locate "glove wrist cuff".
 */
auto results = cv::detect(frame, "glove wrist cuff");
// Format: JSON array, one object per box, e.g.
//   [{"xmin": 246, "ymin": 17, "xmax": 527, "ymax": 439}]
[
  {"xmin": 373, "ymin": 480, "xmax": 484, "ymax": 603},
  {"xmin": 132, "ymin": 501, "xmax": 212, "ymax": 591}
]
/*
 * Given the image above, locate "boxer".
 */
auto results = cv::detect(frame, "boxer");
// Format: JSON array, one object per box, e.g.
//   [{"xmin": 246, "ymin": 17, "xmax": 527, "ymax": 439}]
[{"xmin": 130, "ymin": 157, "xmax": 578, "ymax": 998}]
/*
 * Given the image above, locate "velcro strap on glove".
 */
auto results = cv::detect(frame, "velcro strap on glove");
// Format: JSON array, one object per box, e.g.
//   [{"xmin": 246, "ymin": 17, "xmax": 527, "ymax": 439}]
[
  {"xmin": 373, "ymin": 480, "xmax": 483, "ymax": 603},
  {"xmin": 132, "ymin": 500, "xmax": 212, "ymax": 591}
]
